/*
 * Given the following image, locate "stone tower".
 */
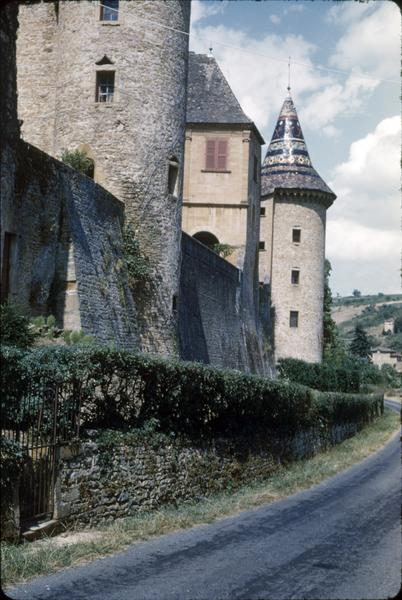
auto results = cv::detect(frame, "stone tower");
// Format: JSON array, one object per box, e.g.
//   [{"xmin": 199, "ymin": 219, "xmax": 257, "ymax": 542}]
[
  {"xmin": 260, "ymin": 89, "xmax": 336, "ymax": 363},
  {"xmin": 16, "ymin": 0, "xmax": 191, "ymax": 356}
]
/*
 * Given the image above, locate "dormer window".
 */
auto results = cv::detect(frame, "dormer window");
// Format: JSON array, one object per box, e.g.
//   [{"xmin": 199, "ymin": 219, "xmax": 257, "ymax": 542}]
[
  {"xmin": 100, "ymin": 0, "xmax": 119, "ymax": 21},
  {"xmin": 96, "ymin": 71, "xmax": 115, "ymax": 102}
]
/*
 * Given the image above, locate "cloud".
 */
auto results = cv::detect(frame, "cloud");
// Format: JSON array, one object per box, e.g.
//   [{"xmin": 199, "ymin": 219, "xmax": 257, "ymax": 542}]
[
  {"xmin": 190, "ymin": 24, "xmax": 328, "ymax": 132},
  {"xmin": 329, "ymin": 1, "xmax": 400, "ymax": 81},
  {"xmin": 326, "ymin": 219, "xmax": 400, "ymax": 262},
  {"xmin": 269, "ymin": 14, "xmax": 281, "ymax": 25},
  {"xmin": 190, "ymin": 0, "xmax": 227, "ymax": 26},
  {"xmin": 328, "ymin": 116, "xmax": 400, "ymax": 231},
  {"xmin": 326, "ymin": 116, "xmax": 401, "ymax": 294},
  {"xmin": 190, "ymin": 2, "xmax": 398, "ymax": 139},
  {"xmin": 299, "ymin": 74, "xmax": 377, "ymax": 132}
]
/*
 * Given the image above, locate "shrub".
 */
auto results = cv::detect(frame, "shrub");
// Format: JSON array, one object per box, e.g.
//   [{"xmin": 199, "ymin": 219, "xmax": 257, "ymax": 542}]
[
  {"xmin": 277, "ymin": 358, "xmax": 361, "ymax": 393},
  {"xmin": 61, "ymin": 149, "xmax": 94, "ymax": 176},
  {"xmin": 1, "ymin": 346, "xmax": 382, "ymax": 443},
  {"xmin": 0, "ymin": 304, "xmax": 37, "ymax": 348}
]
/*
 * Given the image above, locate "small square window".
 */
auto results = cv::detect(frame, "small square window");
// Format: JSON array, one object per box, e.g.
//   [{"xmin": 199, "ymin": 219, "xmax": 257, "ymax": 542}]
[
  {"xmin": 260, "ymin": 207, "xmax": 266, "ymax": 216},
  {"xmin": 291, "ymin": 270, "xmax": 300, "ymax": 285},
  {"xmin": 290, "ymin": 311, "xmax": 299, "ymax": 328},
  {"xmin": 259, "ymin": 241, "xmax": 265, "ymax": 250},
  {"xmin": 96, "ymin": 71, "xmax": 115, "ymax": 102},
  {"xmin": 292, "ymin": 228, "xmax": 301, "ymax": 243},
  {"xmin": 100, "ymin": 0, "xmax": 119, "ymax": 21}
]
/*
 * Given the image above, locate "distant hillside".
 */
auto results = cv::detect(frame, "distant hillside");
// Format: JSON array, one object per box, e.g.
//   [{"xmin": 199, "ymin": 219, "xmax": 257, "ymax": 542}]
[{"xmin": 331, "ymin": 294, "xmax": 402, "ymax": 352}]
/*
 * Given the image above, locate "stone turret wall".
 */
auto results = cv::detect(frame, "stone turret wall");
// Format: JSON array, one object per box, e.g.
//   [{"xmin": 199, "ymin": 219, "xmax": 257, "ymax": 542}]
[
  {"xmin": 17, "ymin": 0, "xmax": 191, "ymax": 356},
  {"xmin": 270, "ymin": 194, "xmax": 326, "ymax": 363}
]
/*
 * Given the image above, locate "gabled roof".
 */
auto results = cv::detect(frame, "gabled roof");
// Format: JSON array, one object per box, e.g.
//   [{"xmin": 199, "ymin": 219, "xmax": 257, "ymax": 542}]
[
  {"xmin": 261, "ymin": 90, "xmax": 336, "ymax": 201},
  {"xmin": 186, "ymin": 52, "xmax": 264, "ymax": 143}
]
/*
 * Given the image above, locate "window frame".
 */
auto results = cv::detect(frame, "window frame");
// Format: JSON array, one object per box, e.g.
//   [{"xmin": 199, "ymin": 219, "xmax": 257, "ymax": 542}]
[
  {"xmin": 289, "ymin": 310, "xmax": 299, "ymax": 328},
  {"xmin": 292, "ymin": 228, "xmax": 301, "ymax": 243},
  {"xmin": 100, "ymin": 0, "xmax": 119, "ymax": 22},
  {"xmin": 167, "ymin": 158, "xmax": 179, "ymax": 196},
  {"xmin": 291, "ymin": 269, "xmax": 300, "ymax": 285},
  {"xmin": 204, "ymin": 138, "xmax": 229, "ymax": 172},
  {"xmin": 95, "ymin": 70, "xmax": 115, "ymax": 103}
]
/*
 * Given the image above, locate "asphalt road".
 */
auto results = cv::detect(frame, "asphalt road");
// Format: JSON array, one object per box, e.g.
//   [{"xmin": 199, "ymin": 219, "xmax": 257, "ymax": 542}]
[{"xmin": 7, "ymin": 401, "xmax": 401, "ymax": 600}]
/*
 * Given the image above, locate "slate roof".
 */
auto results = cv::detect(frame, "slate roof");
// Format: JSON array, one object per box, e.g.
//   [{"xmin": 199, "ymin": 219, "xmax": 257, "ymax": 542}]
[
  {"xmin": 261, "ymin": 91, "xmax": 335, "ymax": 200},
  {"xmin": 187, "ymin": 52, "xmax": 264, "ymax": 142}
]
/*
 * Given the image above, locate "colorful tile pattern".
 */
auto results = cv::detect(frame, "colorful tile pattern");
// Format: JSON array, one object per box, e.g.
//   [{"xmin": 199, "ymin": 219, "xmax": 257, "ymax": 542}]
[{"xmin": 261, "ymin": 91, "xmax": 335, "ymax": 198}]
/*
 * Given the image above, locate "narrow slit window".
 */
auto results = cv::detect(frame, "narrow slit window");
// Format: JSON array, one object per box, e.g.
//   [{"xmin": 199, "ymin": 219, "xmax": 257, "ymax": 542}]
[
  {"xmin": 292, "ymin": 228, "xmax": 301, "ymax": 243},
  {"xmin": 290, "ymin": 311, "xmax": 299, "ymax": 328},
  {"xmin": 1, "ymin": 232, "xmax": 16, "ymax": 302},
  {"xmin": 168, "ymin": 158, "xmax": 179, "ymax": 195},
  {"xmin": 291, "ymin": 269, "xmax": 300, "ymax": 285},
  {"xmin": 260, "ymin": 207, "xmax": 266, "ymax": 216},
  {"xmin": 100, "ymin": 0, "xmax": 119, "ymax": 21},
  {"xmin": 253, "ymin": 155, "xmax": 258, "ymax": 182},
  {"xmin": 259, "ymin": 241, "xmax": 265, "ymax": 251},
  {"xmin": 96, "ymin": 71, "xmax": 115, "ymax": 103}
]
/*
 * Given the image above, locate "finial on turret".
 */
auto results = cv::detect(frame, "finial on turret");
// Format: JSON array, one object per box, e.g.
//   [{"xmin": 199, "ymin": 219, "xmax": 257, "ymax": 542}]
[
  {"xmin": 287, "ymin": 56, "xmax": 291, "ymax": 95},
  {"xmin": 207, "ymin": 46, "xmax": 213, "ymax": 58}
]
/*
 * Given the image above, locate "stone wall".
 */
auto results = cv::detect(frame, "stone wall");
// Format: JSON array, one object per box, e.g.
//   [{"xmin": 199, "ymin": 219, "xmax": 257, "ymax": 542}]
[
  {"xmin": 179, "ymin": 233, "xmax": 271, "ymax": 375},
  {"xmin": 16, "ymin": 0, "xmax": 191, "ymax": 356},
  {"xmin": 54, "ymin": 420, "xmax": 363, "ymax": 528},
  {"xmin": 3, "ymin": 139, "xmax": 139, "ymax": 348}
]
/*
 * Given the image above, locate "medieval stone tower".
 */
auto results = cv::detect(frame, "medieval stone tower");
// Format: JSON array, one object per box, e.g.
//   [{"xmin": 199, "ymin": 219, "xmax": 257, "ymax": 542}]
[
  {"xmin": 16, "ymin": 0, "xmax": 191, "ymax": 355},
  {"xmin": 260, "ymin": 90, "xmax": 336, "ymax": 363}
]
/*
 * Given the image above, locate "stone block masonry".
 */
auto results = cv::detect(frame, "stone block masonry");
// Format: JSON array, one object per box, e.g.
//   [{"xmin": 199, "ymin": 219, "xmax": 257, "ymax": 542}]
[
  {"xmin": 16, "ymin": 0, "xmax": 191, "ymax": 356},
  {"xmin": 54, "ymin": 420, "xmax": 363, "ymax": 529},
  {"xmin": 3, "ymin": 139, "xmax": 139, "ymax": 348},
  {"xmin": 179, "ymin": 233, "xmax": 271, "ymax": 375}
]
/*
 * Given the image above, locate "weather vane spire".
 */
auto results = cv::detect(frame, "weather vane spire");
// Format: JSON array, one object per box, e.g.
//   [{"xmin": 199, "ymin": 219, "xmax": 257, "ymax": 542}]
[{"xmin": 287, "ymin": 56, "xmax": 291, "ymax": 93}]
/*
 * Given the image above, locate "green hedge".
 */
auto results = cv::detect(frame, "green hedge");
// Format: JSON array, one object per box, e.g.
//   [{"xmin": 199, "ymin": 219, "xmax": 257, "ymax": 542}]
[
  {"xmin": 1, "ymin": 346, "xmax": 383, "ymax": 441},
  {"xmin": 277, "ymin": 357, "xmax": 361, "ymax": 393}
]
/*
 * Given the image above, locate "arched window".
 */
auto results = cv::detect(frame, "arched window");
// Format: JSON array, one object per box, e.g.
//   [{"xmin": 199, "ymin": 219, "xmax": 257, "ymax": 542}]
[{"xmin": 193, "ymin": 231, "xmax": 219, "ymax": 249}]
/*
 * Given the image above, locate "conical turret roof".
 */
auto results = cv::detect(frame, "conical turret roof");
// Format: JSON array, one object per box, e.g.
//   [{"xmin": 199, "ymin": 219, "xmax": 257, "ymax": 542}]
[{"xmin": 261, "ymin": 91, "xmax": 335, "ymax": 201}]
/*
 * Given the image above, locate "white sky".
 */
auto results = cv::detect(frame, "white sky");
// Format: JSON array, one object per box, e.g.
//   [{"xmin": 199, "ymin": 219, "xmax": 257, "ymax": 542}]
[{"xmin": 189, "ymin": 0, "xmax": 401, "ymax": 296}]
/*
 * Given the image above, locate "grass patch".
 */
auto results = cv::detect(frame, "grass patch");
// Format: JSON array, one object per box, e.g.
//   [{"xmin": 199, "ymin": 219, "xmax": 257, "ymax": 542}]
[{"xmin": 2, "ymin": 408, "xmax": 400, "ymax": 589}]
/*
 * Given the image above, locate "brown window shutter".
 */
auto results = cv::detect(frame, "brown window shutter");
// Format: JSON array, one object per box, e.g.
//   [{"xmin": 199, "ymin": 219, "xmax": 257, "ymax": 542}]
[
  {"xmin": 205, "ymin": 140, "xmax": 216, "ymax": 170},
  {"xmin": 217, "ymin": 140, "xmax": 227, "ymax": 170}
]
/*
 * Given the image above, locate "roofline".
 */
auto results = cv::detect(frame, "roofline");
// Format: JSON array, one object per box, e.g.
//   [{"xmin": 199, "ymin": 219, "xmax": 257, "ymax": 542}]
[
  {"xmin": 186, "ymin": 121, "xmax": 265, "ymax": 145},
  {"xmin": 261, "ymin": 187, "xmax": 336, "ymax": 207}
]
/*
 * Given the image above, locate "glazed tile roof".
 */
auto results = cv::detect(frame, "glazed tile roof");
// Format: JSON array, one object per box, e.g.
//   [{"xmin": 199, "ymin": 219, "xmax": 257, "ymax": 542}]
[
  {"xmin": 187, "ymin": 52, "xmax": 264, "ymax": 144},
  {"xmin": 261, "ymin": 91, "xmax": 335, "ymax": 199}
]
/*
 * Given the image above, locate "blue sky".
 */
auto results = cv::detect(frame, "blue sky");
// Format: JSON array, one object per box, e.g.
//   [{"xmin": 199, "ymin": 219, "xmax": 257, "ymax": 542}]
[{"xmin": 189, "ymin": 0, "xmax": 400, "ymax": 296}]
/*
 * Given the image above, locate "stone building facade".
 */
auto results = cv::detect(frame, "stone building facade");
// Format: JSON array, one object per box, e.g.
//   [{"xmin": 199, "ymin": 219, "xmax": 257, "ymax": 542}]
[
  {"xmin": 1, "ymin": 0, "xmax": 138, "ymax": 348},
  {"xmin": 260, "ymin": 91, "xmax": 336, "ymax": 362},
  {"xmin": 16, "ymin": 0, "xmax": 191, "ymax": 355}
]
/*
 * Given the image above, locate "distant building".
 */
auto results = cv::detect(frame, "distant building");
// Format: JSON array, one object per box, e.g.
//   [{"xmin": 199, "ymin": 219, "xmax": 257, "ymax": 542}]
[
  {"xmin": 383, "ymin": 318, "xmax": 395, "ymax": 334},
  {"xmin": 371, "ymin": 348, "xmax": 402, "ymax": 373}
]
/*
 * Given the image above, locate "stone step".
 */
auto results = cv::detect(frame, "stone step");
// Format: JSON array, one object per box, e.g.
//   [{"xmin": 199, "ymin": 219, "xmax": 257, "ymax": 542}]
[{"xmin": 22, "ymin": 519, "xmax": 64, "ymax": 542}]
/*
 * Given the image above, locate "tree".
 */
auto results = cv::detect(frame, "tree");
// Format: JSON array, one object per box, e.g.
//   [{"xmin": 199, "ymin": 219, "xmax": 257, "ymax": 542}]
[
  {"xmin": 352, "ymin": 289, "xmax": 361, "ymax": 298},
  {"xmin": 323, "ymin": 259, "xmax": 344, "ymax": 361},
  {"xmin": 349, "ymin": 324, "xmax": 371, "ymax": 361}
]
